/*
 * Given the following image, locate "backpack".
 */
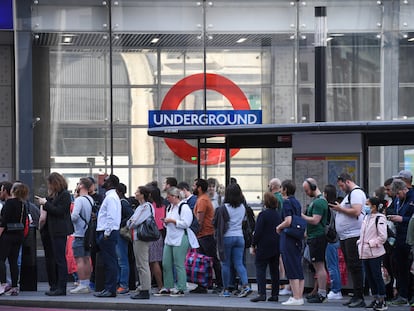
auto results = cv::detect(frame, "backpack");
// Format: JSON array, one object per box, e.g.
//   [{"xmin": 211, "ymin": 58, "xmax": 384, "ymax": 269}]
[
  {"xmin": 242, "ymin": 203, "xmax": 256, "ymax": 248},
  {"xmin": 177, "ymin": 202, "xmax": 200, "ymax": 235},
  {"xmin": 346, "ymin": 187, "xmax": 363, "ymax": 206},
  {"xmin": 325, "ymin": 207, "xmax": 338, "ymax": 243},
  {"xmin": 79, "ymin": 196, "xmax": 99, "ymax": 251}
]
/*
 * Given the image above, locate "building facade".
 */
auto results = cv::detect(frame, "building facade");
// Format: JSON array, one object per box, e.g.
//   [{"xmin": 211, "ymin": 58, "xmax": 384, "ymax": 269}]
[{"xmin": 1, "ymin": 0, "xmax": 414, "ymax": 201}]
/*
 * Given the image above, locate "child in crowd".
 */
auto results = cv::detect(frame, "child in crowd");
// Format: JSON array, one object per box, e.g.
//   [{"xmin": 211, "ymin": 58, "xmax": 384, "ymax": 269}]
[{"xmin": 357, "ymin": 197, "xmax": 388, "ymax": 311}]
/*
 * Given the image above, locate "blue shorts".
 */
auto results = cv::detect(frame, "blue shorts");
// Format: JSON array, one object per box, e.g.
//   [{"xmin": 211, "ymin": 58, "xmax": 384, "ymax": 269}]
[{"xmin": 72, "ymin": 237, "xmax": 90, "ymax": 258}]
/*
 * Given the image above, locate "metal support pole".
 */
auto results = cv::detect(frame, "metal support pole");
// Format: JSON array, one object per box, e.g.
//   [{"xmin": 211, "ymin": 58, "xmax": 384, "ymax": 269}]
[
  {"xmin": 315, "ymin": 6, "xmax": 327, "ymax": 122},
  {"xmin": 225, "ymin": 137, "xmax": 230, "ymax": 186}
]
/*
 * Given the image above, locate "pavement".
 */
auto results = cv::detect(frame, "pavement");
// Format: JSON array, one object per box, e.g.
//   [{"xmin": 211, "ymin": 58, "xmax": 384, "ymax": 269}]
[{"xmin": 0, "ymin": 283, "xmax": 410, "ymax": 311}]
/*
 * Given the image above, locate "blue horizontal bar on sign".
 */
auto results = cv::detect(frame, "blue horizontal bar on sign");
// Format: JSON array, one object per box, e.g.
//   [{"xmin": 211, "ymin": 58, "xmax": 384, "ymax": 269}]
[
  {"xmin": 0, "ymin": 0, "xmax": 13, "ymax": 30},
  {"xmin": 148, "ymin": 110, "xmax": 262, "ymax": 128}
]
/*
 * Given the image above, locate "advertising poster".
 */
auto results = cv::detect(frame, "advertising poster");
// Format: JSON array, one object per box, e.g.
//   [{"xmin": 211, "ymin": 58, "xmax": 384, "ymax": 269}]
[{"xmin": 294, "ymin": 155, "xmax": 358, "ymax": 207}]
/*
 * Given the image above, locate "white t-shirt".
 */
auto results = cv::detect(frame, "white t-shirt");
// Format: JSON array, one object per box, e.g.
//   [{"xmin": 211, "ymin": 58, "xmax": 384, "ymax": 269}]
[{"xmin": 336, "ymin": 187, "xmax": 366, "ymax": 240}]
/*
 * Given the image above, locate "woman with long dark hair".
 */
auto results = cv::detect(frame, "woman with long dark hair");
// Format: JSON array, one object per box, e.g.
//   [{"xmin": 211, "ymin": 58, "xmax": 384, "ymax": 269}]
[
  {"xmin": 127, "ymin": 185, "xmax": 154, "ymax": 299},
  {"xmin": 219, "ymin": 183, "xmax": 252, "ymax": 298},
  {"xmin": 323, "ymin": 184, "xmax": 343, "ymax": 300},
  {"xmin": 147, "ymin": 183, "xmax": 165, "ymax": 292},
  {"xmin": 0, "ymin": 182, "xmax": 29, "ymax": 296},
  {"xmin": 36, "ymin": 172, "xmax": 74, "ymax": 296}
]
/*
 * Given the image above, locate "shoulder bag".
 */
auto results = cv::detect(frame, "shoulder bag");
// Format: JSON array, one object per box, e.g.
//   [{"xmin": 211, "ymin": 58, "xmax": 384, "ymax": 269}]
[
  {"xmin": 283, "ymin": 199, "xmax": 306, "ymax": 240},
  {"xmin": 7, "ymin": 202, "xmax": 25, "ymax": 232},
  {"xmin": 136, "ymin": 204, "xmax": 160, "ymax": 242}
]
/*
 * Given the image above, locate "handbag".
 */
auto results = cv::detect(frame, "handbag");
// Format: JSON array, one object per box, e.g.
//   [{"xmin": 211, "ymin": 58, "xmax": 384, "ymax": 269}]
[
  {"xmin": 6, "ymin": 203, "xmax": 25, "ymax": 232},
  {"xmin": 325, "ymin": 208, "xmax": 338, "ymax": 243},
  {"xmin": 6, "ymin": 222, "xmax": 25, "ymax": 231},
  {"xmin": 284, "ymin": 215, "xmax": 306, "ymax": 240},
  {"xmin": 136, "ymin": 207, "xmax": 160, "ymax": 242},
  {"xmin": 185, "ymin": 249, "xmax": 213, "ymax": 288},
  {"xmin": 119, "ymin": 225, "xmax": 132, "ymax": 242}
]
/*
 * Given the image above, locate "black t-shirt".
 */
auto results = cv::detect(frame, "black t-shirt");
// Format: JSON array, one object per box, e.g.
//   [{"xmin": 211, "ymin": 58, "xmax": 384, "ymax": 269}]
[{"xmin": 0, "ymin": 198, "xmax": 27, "ymax": 231}]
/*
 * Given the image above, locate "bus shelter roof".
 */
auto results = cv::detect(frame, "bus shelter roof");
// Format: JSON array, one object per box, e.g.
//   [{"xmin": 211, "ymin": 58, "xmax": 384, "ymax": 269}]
[{"xmin": 147, "ymin": 120, "xmax": 414, "ymax": 148}]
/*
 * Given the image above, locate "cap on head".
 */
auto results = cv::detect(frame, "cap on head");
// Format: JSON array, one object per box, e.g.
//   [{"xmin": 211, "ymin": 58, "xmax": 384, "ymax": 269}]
[{"xmin": 393, "ymin": 170, "xmax": 413, "ymax": 181}]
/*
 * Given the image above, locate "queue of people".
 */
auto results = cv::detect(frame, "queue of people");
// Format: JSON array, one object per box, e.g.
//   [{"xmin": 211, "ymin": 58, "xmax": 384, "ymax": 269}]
[{"xmin": 0, "ymin": 170, "xmax": 413, "ymax": 311}]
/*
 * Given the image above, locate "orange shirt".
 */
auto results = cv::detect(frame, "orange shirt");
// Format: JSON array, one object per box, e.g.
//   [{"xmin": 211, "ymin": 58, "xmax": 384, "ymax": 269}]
[{"xmin": 194, "ymin": 193, "xmax": 214, "ymax": 237}]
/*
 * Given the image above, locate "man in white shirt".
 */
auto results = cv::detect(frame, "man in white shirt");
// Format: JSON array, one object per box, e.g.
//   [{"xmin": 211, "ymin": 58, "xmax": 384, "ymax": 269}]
[
  {"xmin": 329, "ymin": 173, "xmax": 366, "ymax": 308},
  {"xmin": 94, "ymin": 174, "xmax": 122, "ymax": 298}
]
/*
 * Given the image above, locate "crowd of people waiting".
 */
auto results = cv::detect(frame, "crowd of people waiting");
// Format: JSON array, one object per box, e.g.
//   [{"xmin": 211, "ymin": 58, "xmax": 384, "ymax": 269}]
[{"xmin": 0, "ymin": 170, "xmax": 413, "ymax": 311}]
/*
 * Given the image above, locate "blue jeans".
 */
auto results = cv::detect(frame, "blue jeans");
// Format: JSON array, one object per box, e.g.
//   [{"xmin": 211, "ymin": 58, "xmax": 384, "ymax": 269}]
[
  {"xmin": 363, "ymin": 256, "xmax": 386, "ymax": 298},
  {"xmin": 97, "ymin": 230, "xmax": 119, "ymax": 294},
  {"xmin": 116, "ymin": 235, "xmax": 130, "ymax": 288},
  {"xmin": 325, "ymin": 241, "xmax": 341, "ymax": 293},
  {"xmin": 221, "ymin": 236, "xmax": 248, "ymax": 289}
]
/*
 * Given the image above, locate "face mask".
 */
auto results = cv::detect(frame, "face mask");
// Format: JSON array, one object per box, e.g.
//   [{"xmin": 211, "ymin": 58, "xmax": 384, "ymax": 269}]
[{"xmin": 364, "ymin": 205, "xmax": 371, "ymax": 215}]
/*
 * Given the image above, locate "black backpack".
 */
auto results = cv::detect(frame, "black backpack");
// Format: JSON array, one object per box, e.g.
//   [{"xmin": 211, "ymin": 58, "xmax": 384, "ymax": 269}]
[
  {"xmin": 177, "ymin": 202, "xmax": 200, "ymax": 235},
  {"xmin": 79, "ymin": 196, "xmax": 99, "ymax": 251},
  {"xmin": 242, "ymin": 203, "xmax": 255, "ymax": 248}
]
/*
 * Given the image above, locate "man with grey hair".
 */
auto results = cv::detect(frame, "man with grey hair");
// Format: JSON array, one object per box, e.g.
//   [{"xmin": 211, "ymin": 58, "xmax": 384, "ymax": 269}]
[
  {"xmin": 268, "ymin": 178, "xmax": 283, "ymax": 208},
  {"xmin": 387, "ymin": 178, "xmax": 414, "ymax": 306},
  {"xmin": 393, "ymin": 170, "xmax": 414, "ymax": 206}
]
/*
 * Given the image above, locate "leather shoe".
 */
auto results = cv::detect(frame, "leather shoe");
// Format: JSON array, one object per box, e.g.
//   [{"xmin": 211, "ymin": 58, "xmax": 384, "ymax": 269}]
[
  {"xmin": 94, "ymin": 289, "xmax": 116, "ymax": 298},
  {"xmin": 250, "ymin": 295, "xmax": 266, "ymax": 302},
  {"xmin": 268, "ymin": 296, "xmax": 279, "ymax": 302},
  {"xmin": 45, "ymin": 289, "xmax": 66, "ymax": 296},
  {"xmin": 131, "ymin": 290, "xmax": 150, "ymax": 299},
  {"xmin": 190, "ymin": 286, "xmax": 208, "ymax": 294}
]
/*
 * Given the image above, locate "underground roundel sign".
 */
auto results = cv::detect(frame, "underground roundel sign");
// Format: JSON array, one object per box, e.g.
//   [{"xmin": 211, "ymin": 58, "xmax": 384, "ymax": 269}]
[{"xmin": 160, "ymin": 73, "xmax": 251, "ymax": 165}]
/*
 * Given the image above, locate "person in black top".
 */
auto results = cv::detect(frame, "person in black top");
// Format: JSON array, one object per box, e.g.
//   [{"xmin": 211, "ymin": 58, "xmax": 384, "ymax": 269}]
[
  {"xmin": 86, "ymin": 176, "xmax": 103, "ymax": 291},
  {"xmin": 36, "ymin": 172, "xmax": 74, "ymax": 296},
  {"xmin": 0, "ymin": 182, "xmax": 29, "ymax": 296},
  {"xmin": 250, "ymin": 191, "xmax": 281, "ymax": 302}
]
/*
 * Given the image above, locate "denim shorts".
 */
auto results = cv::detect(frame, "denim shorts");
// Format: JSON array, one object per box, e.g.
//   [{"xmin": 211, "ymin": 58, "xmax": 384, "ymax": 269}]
[{"xmin": 72, "ymin": 237, "xmax": 90, "ymax": 258}]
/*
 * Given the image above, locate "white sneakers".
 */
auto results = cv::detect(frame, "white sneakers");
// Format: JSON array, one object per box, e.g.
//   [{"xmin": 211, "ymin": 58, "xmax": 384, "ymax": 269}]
[
  {"xmin": 70, "ymin": 284, "xmax": 90, "ymax": 294},
  {"xmin": 279, "ymin": 287, "xmax": 292, "ymax": 296},
  {"xmin": 0, "ymin": 283, "xmax": 11, "ymax": 295},
  {"xmin": 327, "ymin": 291, "xmax": 343, "ymax": 300},
  {"xmin": 282, "ymin": 297, "xmax": 305, "ymax": 306}
]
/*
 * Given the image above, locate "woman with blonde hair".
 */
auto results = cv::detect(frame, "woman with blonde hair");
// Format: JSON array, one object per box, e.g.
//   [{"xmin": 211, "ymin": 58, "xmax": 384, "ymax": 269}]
[
  {"xmin": 36, "ymin": 172, "xmax": 74, "ymax": 296},
  {"xmin": 155, "ymin": 186, "xmax": 199, "ymax": 297},
  {"xmin": 0, "ymin": 182, "xmax": 29, "ymax": 296}
]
